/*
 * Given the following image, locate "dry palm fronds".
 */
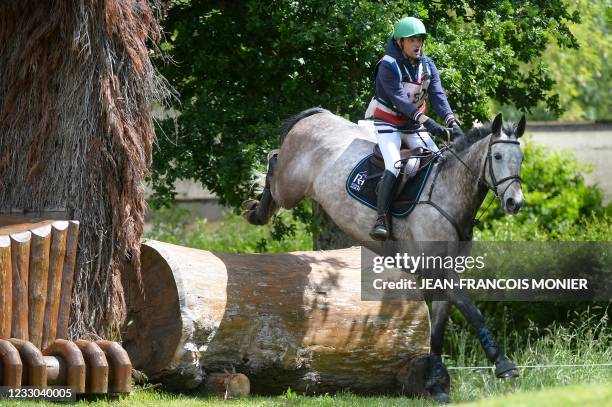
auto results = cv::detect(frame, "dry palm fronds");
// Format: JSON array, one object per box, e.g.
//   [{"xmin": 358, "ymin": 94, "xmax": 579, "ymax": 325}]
[{"xmin": 0, "ymin": 0, "xmax": 170, "ymax": 338}]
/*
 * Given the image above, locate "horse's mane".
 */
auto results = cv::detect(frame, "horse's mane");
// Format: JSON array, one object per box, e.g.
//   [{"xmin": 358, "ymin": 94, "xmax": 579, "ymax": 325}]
[
  {"xmin": 279, "ymin": 107, "xmax": 329, "ymax": 145},
  {"xmin": 442, "ymin": 121, "xmax": 516, "ymax": 159}
]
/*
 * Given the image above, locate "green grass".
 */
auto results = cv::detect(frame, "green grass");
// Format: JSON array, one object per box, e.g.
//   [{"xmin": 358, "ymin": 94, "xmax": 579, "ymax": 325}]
[
  {"xmin": 443, "ymin": 308, "xmax": 611, "ymax": 401},
  {"xmin": 458, "ymin": 383, "xmax": 612, "ymax": 406},
  {"xmin": 4, "ymin": 382, "xmax": 611, "ymax": 406},
  {"xmin": 4, "ymin": 310, "xmax": 610, "ymax": 406}
]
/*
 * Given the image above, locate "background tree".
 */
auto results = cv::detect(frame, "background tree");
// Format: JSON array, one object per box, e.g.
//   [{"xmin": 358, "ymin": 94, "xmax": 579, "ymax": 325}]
[
  {"xmin": 0, "ymin": 1, "xmax": 167, "ymax": 337},
  {"xmin": 152, "ymin": 0, "xmax": 580, "ymax": 245},
  {"xmin": 496, "ymin": 0, "xmax": 611, "ymax": 121}
]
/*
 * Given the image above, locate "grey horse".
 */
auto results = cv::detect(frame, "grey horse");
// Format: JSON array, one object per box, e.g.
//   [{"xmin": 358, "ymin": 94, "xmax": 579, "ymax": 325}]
[{"xmin": 243, "ymin": 107, "xmax": 525, "ymax": 402}]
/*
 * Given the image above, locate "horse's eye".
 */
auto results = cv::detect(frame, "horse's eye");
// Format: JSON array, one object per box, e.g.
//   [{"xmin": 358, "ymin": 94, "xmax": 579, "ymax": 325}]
[{"xmin": 494, "ymin": 153, "xmax": 502, "ymax": 160}]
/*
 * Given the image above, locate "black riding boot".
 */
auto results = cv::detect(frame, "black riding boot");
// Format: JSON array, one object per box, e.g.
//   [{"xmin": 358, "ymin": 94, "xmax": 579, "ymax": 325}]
[{"xmin": 369, "ymin": 170, "xmax": 396, "ymax": 241}]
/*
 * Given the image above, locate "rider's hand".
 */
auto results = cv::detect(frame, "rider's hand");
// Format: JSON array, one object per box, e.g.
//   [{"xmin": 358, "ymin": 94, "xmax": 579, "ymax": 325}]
[
  {"xmin": 423, "ymin": 118, "xmax": 448, "ymax": 138},
  {"xmin": 450, "ymin": 123, "xmax": 465, "ymax": 140}
]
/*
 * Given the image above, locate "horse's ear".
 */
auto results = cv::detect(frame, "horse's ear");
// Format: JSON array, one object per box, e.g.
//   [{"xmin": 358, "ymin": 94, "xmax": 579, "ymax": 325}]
[
  {"xmin": 515, "ymin": 115, "xmax": 526, "ymax": 138},
  {"xmin": 491, "ymin": 113, "xmax": 503, "ymax": 136}
]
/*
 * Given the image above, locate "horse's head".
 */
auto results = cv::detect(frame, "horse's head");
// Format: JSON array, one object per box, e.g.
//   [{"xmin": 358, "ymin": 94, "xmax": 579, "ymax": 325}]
[{"xmin": 485, "ymin": 113, "xmax": 525, "ymax": 215}]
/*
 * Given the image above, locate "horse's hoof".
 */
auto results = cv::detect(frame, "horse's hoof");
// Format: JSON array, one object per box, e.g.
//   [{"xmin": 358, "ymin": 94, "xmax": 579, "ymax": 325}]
[
  {"xmin": 495, "ymin": 355, "xmax": 520, "ymax": 379},
  {"xmin": 241, "ymin": 199, "xmax": 259, "ymax": 211},
  {"xmin": 425, "ymin": 354, "xmax": 451, "ymax": 403},
  {"xmin": 429, "ymin": 389, "xmax": 451, "ymax": 404}
]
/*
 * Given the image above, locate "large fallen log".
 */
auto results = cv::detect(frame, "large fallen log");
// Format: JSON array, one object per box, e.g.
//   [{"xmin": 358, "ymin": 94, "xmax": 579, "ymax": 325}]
[{"xmin": 123, "ymin": 240, "xmax": 430, "ymax": 394}]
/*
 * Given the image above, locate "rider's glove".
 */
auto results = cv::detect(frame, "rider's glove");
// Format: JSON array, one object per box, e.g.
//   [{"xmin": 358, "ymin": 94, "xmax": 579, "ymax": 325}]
[
  {"xmin": 423, "ymin": 118, "xmax": 448, "ymax": 138},
  {"xmin": 445, "ymin": 116, "xmax": 464, "ymax": 140},
  {"xmin": 450, "ymin": 123, "xmax": 465, "ymax": 140}
]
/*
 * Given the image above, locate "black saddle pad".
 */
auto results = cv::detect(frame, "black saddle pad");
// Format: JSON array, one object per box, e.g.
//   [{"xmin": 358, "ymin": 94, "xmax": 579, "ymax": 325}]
[{"xmin": 346, "ymin": 154, "xmax": 434, "ymax": 218}]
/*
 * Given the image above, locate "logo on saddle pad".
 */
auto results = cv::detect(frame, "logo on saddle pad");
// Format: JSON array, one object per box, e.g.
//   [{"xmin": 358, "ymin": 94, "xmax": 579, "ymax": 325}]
[{"xmin": 350, "ymin": 170, "xmax": 368, "ymax": 192}]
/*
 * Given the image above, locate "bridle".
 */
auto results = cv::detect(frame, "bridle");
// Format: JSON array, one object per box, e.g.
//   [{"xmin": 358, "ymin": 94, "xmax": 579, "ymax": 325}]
[
  {"xmin": 410, "ymin": 133, "xmax": 523, "ymax": 241},
  {"xmin": 483, "ymin": 139, "xmax": 523, "ymax": 199}
]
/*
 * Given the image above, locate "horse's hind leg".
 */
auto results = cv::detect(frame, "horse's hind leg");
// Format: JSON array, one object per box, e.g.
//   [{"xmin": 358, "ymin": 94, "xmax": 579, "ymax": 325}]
[
  {"xmin": 242, "ymin": 152, "xmax": 279, "ymax": 225},
  {"xmin": 445, "ymin": 288, "xmax": 519, "ymax": 379}
]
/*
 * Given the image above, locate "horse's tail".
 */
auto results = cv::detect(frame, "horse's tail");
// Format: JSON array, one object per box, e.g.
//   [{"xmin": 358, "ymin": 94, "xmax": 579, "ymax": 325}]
[
  {"xmin": 241, "ymin": 150, "xmax": 279, "ymax": 225},
  {"xmin": 243, "ymin": 107, "xmax": 328, "ymax": 225},
  {"xmin": 279, "ymin": 107, "xmax": 329, "ymax": 145}
]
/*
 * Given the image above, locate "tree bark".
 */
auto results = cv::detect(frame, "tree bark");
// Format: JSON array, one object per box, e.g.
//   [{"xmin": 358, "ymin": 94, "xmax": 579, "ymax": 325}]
[{"xmin": 123, "ymin": 240, "xmax": 430, "ymax": 394}]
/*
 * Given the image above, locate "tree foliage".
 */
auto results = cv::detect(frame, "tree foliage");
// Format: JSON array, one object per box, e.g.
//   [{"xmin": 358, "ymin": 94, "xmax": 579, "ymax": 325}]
[
  {"xmin": 152, "ymin": 0, "xmax": 579, "ymax": 207},
  {"xmin": 531, "ymin": 0, "xmax": 610, "ymax": 121}
]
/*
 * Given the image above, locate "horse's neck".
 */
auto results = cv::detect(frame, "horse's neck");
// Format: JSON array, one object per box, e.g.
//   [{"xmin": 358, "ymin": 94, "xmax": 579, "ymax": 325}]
[{"xmin": 438, "ymin": 136, "xmax": 490, "ymax": 232}]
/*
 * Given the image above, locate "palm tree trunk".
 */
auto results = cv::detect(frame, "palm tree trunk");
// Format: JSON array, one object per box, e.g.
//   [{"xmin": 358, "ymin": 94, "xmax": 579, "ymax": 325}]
[{"xmin": 0, "ymin": 0, "xmax": 168, "ymax": 338}]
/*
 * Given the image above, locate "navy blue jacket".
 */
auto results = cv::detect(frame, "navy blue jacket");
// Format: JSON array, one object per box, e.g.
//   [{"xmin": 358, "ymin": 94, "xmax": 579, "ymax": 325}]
[{"xmin": 375, "ymin": 37, "xmax": 454, "ymax": 124}]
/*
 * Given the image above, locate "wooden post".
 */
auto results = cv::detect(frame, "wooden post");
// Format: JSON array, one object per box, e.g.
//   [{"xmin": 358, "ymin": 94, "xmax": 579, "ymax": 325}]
[
  {"xmin": 28, "ymin": 225, "xmax": 52, "ymax": 348},
  {"xmin": 10, "ymin": 231, "xmax": 31, "ymax": 340},
  {"xmin": 42, "ymin": 339, "xmax": 86, "ymax": 394},
  {"xmin": 57, "ymin": 221, "xmax": 80, "ymax": 339},
  {"xmin": 8, "ymin": 338, "xmax": 47, "ymax": 387},
  {"xmin": 95, "ymin": 340, "xmax": 132, "ymax": 394},
  {"xmin": 0, "ymin": 339, "xmax": 22, "ymax": 386},
  {"xmin": 0, "ymin": 236, "xmax": 12, "ymax": 338},
  {"xmin": 42, "ymin": 221, "xmax": 69, "ymax": 349},
  {"xmin": 75, "ymin": 339, "xmax": 109, "ymax": 394}
]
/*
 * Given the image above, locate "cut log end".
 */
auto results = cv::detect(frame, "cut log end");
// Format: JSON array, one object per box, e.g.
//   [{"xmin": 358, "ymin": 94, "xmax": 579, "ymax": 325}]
[{"xmin": 205, "ymin": 372, "xmax": 250, "ymax": 398}]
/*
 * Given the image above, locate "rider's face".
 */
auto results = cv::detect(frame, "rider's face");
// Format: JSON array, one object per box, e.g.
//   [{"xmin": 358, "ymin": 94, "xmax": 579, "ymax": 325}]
[{"xmin": 398, "ymin": 36, "xmax": 424, "ymax": 62}]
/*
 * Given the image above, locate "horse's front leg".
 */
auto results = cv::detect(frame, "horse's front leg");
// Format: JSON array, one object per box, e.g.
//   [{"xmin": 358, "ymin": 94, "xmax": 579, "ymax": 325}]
[
  {"xmin": 425, "ymin": 300, "xmax": 452, "ymax": 403},
  {"xmin": 444, "ymin": 286, "xmax": 519, "ymax": 378}
]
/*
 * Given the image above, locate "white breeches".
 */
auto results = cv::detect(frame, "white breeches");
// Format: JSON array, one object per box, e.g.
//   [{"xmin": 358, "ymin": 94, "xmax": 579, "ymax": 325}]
[{"xmin": 374, "ymin": 123, "xmax": 439, "ymax": 176}]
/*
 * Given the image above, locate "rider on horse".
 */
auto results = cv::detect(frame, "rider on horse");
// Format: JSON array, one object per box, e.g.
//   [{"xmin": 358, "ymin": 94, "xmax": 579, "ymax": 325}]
[{"xmin": 365, "ymin": 16, "xmax": 464, "ymax": 241}]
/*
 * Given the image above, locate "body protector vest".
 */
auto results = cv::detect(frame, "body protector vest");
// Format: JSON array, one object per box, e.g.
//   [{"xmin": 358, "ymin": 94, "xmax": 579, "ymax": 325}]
[{"xmin": 365, "ymin": 55, "xmax": 431, "ymax": 126}]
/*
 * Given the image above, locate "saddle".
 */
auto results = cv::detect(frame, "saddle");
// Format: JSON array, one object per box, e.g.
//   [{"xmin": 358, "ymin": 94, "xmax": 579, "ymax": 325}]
[
  {"xmin": 370, "ymin": 145, "xmax": 435, "ymax": 197},
  {"xmin": 345, "ymin": 146, "xmax": 436, "ymax": 218}
]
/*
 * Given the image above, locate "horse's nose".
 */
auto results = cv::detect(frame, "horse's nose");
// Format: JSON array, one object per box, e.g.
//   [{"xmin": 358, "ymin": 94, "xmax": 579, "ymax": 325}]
[{"xmin": 505, "ymin": 197, "xmax": 523, "ymax": 214}]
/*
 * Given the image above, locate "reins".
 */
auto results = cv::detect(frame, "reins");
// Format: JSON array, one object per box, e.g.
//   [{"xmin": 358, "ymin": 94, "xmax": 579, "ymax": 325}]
[{"xmin": 394, "ymin": 132, "xmax": 522, "ymax": 240}]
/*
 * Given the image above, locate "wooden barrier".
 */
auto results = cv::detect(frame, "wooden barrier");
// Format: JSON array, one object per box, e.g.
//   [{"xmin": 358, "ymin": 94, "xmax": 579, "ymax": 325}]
[
  {"xmin": 123, "ymin": 240, "xmax": 431, "ymax": 395},
  {"xmin": 0, "ymin": 220, "xmax": 79, "ymax": 345},
  {"xmin": 0, "ymin": 218, "xmax": 131, "ymax": 396},
  {"xmin": 0, "ymin": 338, "xmax": 130, "ymax": 394}
]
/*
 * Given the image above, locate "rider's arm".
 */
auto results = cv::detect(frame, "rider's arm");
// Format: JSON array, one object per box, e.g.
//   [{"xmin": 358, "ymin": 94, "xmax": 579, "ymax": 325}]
[
  {"xmin": 427, "ymin": 59, "xmax": 457, "ymax": 127},
  {"xmin": 377, "ymin": 60, "xmax": 421, "ymax": 121}
]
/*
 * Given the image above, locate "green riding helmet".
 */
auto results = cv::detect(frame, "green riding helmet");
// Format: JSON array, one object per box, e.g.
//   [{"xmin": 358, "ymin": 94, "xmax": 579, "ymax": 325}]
[{"xmin": 392, "ymin": 17, "xmax": 427, "ymax": 40}]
